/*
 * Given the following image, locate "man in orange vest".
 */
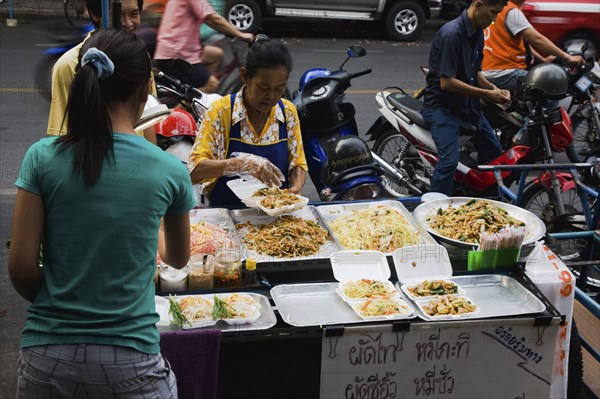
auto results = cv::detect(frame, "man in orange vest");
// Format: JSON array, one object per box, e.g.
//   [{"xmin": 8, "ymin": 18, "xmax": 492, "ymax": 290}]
[{"xmin": 482, "ymin": 0, "xmax": 584, "ymax": 92}]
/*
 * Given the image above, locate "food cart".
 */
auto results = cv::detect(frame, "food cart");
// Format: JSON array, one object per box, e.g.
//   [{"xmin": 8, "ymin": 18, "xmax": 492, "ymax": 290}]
[{"xmin": 155, "ymin": 197, "xmax": 576, "ymax": 399}]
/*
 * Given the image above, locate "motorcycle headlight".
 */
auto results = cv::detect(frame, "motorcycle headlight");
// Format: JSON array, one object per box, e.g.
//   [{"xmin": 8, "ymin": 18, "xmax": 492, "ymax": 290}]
[{"xmin": 341, "ymin": 183, "xmax": 381, "ymax": 201}]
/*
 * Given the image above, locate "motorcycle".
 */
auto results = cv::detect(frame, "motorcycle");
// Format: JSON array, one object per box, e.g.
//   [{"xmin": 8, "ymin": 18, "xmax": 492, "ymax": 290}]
[
  {"xmin": 142, "ymin": 73, "xmax": 222, "ymax": 206},
  {"xmin": 525, "ymin": 41, "xmax": 600, "ymax": 163},
  {"xmin": 292, "ymin": 45, "xmax": 387, "ymax": 201},
  {"xmin": 34, "ymin": 21, "xmax": 95, "ymax": 102},
  {"xmin": 153, "ymin": 67, "xmax": 222, "ymax": 161},
  {"xmin": 564, "ymin": 56, "xmax": 600, "ymax": 162},
  {"xmin": 366, "ymin": 62, "xmax": 580, "ymax": 223}
]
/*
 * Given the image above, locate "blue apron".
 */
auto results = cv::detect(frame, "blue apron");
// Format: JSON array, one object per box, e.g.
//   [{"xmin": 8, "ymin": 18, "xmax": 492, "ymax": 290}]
[{"xmin": 209, "ymin": 93, "xmax": 289, "ymax": 208}]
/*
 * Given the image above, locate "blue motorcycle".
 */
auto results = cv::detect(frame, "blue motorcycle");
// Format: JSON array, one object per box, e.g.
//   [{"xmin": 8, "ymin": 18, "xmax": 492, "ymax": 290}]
[
  {"xmin": 292, "ymin": 46, "xmax": 386, "ymax": 201},
  {"xmin": 34, "ymin": 21, "xmax": 94, "ymax": 102}
]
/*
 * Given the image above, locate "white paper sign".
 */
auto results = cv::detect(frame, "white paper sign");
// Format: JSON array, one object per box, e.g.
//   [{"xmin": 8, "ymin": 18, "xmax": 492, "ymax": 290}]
[{"xmin": 320, "ymin": 318, "xmax": 560, "ymax": 399}]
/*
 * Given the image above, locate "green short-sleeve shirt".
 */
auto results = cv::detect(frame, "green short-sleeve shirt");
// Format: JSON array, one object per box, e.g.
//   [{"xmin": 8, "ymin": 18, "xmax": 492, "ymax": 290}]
[{"xmin": 16, "ymin": 134, "xmax": 195, "ymax": 354}]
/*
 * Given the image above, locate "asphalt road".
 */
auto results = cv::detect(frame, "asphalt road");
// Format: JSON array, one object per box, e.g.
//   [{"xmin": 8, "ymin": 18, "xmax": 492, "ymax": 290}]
[{"xmin": 0, "ymin": 17, "xmax": 439, "ymax": 397}]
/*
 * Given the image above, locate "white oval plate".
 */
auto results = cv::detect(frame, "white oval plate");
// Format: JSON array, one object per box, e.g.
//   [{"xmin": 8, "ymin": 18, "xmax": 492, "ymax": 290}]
[{"xmin": 412, "ymin": 197, "xmax": 546, "ymax": 248}]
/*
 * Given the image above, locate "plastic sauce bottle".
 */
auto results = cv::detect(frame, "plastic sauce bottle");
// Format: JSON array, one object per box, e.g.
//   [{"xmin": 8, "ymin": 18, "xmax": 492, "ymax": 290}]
[{"xmin": 243, "ymin": 258, "xmax": 258, "ymax": 286}]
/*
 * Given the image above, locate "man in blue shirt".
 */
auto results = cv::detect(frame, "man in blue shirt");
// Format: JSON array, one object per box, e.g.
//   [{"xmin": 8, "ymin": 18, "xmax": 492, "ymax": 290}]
[{"xmin": 421, "ymin": 0, "xmax": 511, "ymax": 196}]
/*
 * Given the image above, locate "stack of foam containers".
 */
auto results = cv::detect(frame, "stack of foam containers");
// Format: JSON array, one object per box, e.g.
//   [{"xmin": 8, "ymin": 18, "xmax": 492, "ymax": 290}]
[{"xmin": 525, "ymin": 242, "xmax": 576, "ymax": 399}]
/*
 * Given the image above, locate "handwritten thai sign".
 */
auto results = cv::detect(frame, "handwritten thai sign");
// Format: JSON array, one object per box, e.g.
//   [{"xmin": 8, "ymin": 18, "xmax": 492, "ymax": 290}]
[{"xmin": 320, "ymin": 318, "xmax": 559, "ymax": 399}]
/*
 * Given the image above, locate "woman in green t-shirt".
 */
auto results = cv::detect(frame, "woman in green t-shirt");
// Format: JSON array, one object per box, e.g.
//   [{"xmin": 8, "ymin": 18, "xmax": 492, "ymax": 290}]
[{"xmin": 9, "ymin": 29, "xmax": 195, "ymax": 398}]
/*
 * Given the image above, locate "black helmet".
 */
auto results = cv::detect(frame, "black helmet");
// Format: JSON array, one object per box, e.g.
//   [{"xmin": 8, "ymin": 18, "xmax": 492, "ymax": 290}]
[
  {"xmin": 522, "ymin": 63, "xmax": 569, "ymax": 100},
  {"xmin": 328, "ymin": 136, "xmax": 374, "ymax": 172}
]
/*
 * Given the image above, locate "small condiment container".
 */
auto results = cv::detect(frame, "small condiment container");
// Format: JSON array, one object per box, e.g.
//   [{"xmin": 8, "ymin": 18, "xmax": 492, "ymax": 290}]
[
  {"xmin": 159, "ymin": 261, "xmax": 188, "ymax": 292},
  {"xmin": 188, "ymin": 254, "xmax": 215, "ymax": 291},
  {"xmin": 214, "ymin": 244, "xmax": 243, "ymax": 287},
  {"xmin": 243, "ymin": 257, "xmax": 259, "ymax": 286}
]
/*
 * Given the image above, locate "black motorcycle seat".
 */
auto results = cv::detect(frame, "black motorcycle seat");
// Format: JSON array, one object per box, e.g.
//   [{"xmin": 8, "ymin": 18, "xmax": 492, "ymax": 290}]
[{"xmin": 386, "ymin": 92, "xmax": 427, "ymax": 129}]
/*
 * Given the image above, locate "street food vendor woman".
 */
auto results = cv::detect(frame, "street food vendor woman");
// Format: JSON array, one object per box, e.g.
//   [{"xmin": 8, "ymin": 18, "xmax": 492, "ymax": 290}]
[{"xmin": 188, "ymin": 35, "xmax": 308, "ymax": 208}]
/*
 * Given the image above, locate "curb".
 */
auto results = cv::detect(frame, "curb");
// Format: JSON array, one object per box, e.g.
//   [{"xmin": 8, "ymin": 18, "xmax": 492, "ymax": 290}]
[{"xmin": 0, "ymin": 0, "xmax": 65, "ymax": 22}]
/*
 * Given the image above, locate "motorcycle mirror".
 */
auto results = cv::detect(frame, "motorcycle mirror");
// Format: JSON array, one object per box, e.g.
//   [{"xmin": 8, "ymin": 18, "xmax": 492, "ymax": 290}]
[
  {"xmin": 581, "ymin": 41, "xmax": 589, "ymax": 55},
  {"xmin": 347, "ymin": 45, "xmax": 366, "ymax": 58},
  {"xmin": 339, "ymin": 45, "xmax": 366, "ymax": 70}
]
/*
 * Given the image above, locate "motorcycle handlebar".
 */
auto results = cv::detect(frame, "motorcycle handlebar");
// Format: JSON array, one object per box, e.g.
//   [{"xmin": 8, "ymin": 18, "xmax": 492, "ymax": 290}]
[
  {"xmin": 157, "ymin": 71, "xmax": 183, "ymax": 90},
  {"xmin": 349, "ymin": 69, "xmax": 372, "ymax": 80}
]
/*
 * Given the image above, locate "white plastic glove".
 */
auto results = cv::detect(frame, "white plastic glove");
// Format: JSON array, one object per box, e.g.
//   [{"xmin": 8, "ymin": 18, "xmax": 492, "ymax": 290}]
[{"xmin": 224, "ymin": 152, "xmax": 285, "ymax": 188}]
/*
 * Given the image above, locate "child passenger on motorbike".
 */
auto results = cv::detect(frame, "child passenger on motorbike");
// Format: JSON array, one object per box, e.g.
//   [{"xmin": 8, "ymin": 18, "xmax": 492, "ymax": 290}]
[
  {"xmin": 46, "ymin": 0, "xmax": 158, "ymax": 143},
  {"xmin": 9, "ymin": 29, "xmax": 195, "ymax": 398},
  {"xmin": 482, "ymin": 0, "xmax": 585, "ymax": 93},
  {"xmin": 188, "ymin": 35, "xmax": 308, "ymax": 208},
  {"xmin": 421, "ymin": 0, "xmax": 511, "ymax": 196}
]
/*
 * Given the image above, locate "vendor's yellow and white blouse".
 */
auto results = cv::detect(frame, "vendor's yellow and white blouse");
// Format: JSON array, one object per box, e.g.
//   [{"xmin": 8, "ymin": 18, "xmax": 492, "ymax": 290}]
[{"xmin": 188, "ymin": 89, "xmax": 308, "ymax": 193}]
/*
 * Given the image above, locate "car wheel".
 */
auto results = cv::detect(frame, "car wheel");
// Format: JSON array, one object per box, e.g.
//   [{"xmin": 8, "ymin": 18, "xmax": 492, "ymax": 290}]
[
  {"xmin": 563, "ymin": 32, "xmax": 598, "ymax": 60},
  {"xmin": 225, "ymin": 0, "xmax": 262, "ymax": 34},
  {"xmin": 384, "ymin": 1, "xmax": 426, "ymax": 42}
]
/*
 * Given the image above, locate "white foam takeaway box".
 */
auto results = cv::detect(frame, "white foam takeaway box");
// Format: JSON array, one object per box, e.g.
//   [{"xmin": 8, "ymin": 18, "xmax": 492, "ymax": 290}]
[
  {"xmin": 392, "ymin": 243, "xmax": 464, "ymax": 300},
  {"xmin": 330, "ymin": 250, "xmax": 398, "ymax": 302},
  {"xmin": 226, "ymin": 178, "xmax": 267, "ymax": 207}
]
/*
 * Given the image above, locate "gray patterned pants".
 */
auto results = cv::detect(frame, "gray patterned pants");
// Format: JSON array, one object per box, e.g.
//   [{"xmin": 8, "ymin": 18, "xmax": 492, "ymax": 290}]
[{"xmin": 17, "ymin": 344, "xmax": 178, "ymax": 399}]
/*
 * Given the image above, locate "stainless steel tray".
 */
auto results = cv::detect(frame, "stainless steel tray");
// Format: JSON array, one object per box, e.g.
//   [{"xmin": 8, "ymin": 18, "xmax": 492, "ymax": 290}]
[
  {"xmin": 412, "ymin": 197, "xmax": 546, "ymax": 249},
  {"xmin": 155, "ymin": 293, "xmax": 277, "ymax": 332},
  {"xmin": 271, "ymin": 283, "xmax": 417, "ymax": 327},
  {"xmin": 230, "ymin": 206, "xmax": 341, "ymax": 263},
  {"xmin": 315, "ymin": 200, "xmax": 436, "ymax": 255},
  {"xmin": 398, "ymin": 274, "xmax": 546, "ymax": 321},
  {"xmin": 189, "ymin": 208, "xmax": 242, "ymax": 250}
]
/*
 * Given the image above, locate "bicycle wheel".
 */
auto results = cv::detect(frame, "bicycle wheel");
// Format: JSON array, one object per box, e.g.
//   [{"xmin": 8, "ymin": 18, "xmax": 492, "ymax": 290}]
[
  {"xmin": 567, "ymin": 109, "xmax": 600, "ymax": 163},
  {"xmin": 521, "ymin": 179, "xmax": 600, "ymax": 289},
  {"xmin": 64, "ymin": 0, "xmax": 86, "ymax": 26},
  {"xmin": 522, "ymin": 180, "xmax": 585, "ymax": 259}
]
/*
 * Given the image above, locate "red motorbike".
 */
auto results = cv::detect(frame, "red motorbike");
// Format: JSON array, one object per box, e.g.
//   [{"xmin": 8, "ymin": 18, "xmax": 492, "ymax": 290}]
[{"xmin": 366, "ymin": 62, "xmax": 579, "ymax": 218}]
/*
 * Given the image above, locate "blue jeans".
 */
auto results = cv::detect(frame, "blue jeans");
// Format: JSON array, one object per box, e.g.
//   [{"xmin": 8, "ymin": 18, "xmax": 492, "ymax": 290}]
[
  {"xmin": 421, "ymin": 108, "xmax": 503, "ymax": 196},
  {"xmin": 485, "ymin": 69, "xmax": 528, "ymax": 93}
]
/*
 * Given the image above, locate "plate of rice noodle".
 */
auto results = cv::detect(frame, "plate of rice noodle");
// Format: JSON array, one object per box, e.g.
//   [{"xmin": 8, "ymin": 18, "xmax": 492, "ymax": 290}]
[
  {"xmin": 254, "ymin": 187, "xmax": 309, "ymax": 216},
  {"xmin": 327, "ymin": 206, "xmax": 422, "ymax": 253},
  {"xmin": 235, "ymin": 215, "xmax": 331, "ymax": 259},
  {"xmin": 349, "ymin": 297, "xmax": 414, "ymax": 320},
  {"xmin": 190, "ymin": 221, "xmax": 234, "ymax": 255},
  {"xmin": 412, "ymin": 197, "xmax": 545, "ymax": 248},
  {"xmin": 338, "ymin": 279, "xmax": 399, "ymax": 302},
  {"xmin": 167, "ymin": 293, "xmax": 261, "ymax": 329}
]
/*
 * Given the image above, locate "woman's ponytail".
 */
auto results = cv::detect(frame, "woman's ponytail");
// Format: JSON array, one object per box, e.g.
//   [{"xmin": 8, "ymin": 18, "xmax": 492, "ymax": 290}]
[{"xmin": 56, "ymin": 30, "xmax": 151, "ymax": 186}]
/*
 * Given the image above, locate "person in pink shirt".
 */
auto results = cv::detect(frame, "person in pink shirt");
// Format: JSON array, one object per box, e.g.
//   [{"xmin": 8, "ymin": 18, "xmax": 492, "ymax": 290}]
[{"xmin": 154, "ymin": 0, "xmax": 253, "ymax": 93}]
